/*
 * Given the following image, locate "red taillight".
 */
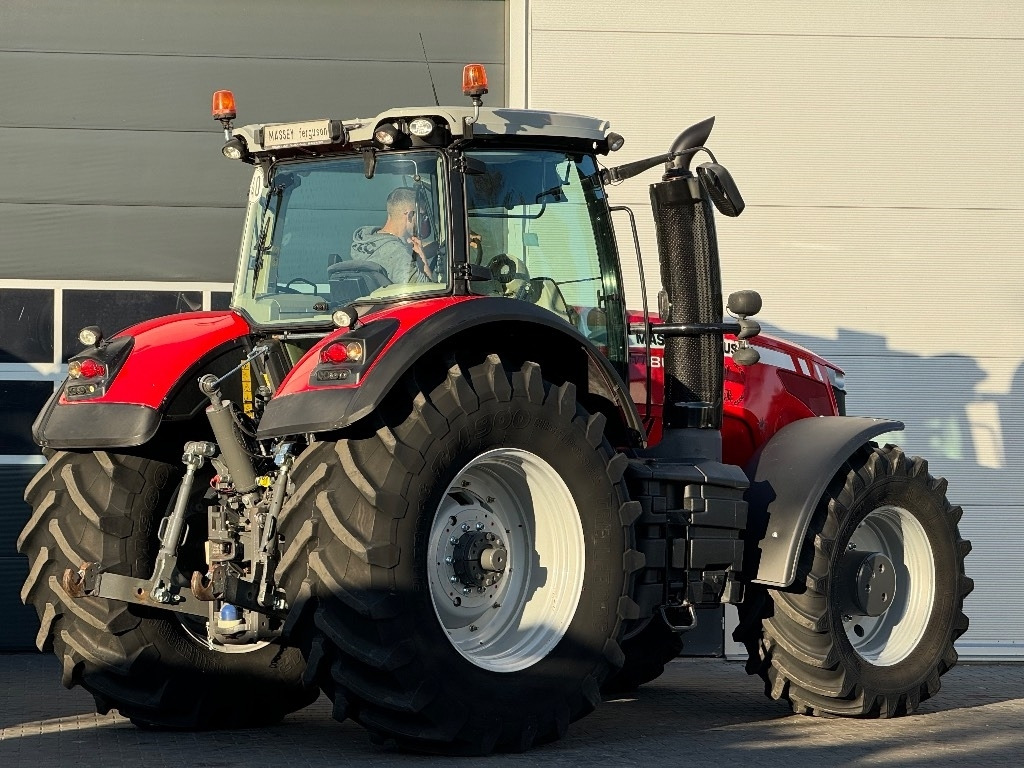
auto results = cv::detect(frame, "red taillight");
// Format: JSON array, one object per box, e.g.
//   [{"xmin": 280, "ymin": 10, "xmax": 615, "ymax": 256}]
[
  {"xmin": 68, "ymin": 359, "xmax": 106, "ymax": 379},
  {"xmin": 320, "ymin": 343, "xmax": 349, "ymax": 364},
  {"xmin": 319, "ymin": 341, "xmax": 364, "ymax": 365},
  {"xmin": 81, "ymin": 359, "xmax": 106, "ymax": 378}
]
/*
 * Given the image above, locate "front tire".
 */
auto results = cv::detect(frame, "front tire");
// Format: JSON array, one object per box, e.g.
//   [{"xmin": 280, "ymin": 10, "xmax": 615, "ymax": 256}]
[
  {"xmin": 735, "ymin": 444, "xmax": 973, "ymax": 717},
  {"xmin": 19, "ymin": 450, "xmax": 316, "ymax": 728},
  {"xmin": 299, "ymin": 355, "xmax": 642, "ymax": 752}
]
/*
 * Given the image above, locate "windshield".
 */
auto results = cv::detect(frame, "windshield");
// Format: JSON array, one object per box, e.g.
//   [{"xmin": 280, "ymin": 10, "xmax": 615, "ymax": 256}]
[{"xmin": 231, "ymin": 151, "xmax": 449, "ymax": 326}]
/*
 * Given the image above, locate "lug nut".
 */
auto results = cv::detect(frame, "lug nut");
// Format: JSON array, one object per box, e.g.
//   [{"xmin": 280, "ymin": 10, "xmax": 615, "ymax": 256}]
[
  {"xmin": 445, "ymin": 555, "xmax": 454, "ymax": 564},
  {"xmin": 476, "ymin": 522, "xmax": 485, "ymax": 531},
  {"xmin": 450, "ymin": 536, "xmax": 458, "ymax": 545},
  {"xmin": 462, "ymin": 523, "xmax": 470, "ymax": 532},
  {"xmin": 449, "ymin": 575, "xmax": 458, "ymax": 583},
  {"xmin": 462, "ymin": 587, "xmax": 471, "ymax": 595}
]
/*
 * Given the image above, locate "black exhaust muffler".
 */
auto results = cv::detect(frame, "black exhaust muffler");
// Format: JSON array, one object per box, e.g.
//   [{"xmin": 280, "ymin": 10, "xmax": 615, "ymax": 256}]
[{"xmin": 650, "ymin": 122, "xmax": 723, "ymax": 432}]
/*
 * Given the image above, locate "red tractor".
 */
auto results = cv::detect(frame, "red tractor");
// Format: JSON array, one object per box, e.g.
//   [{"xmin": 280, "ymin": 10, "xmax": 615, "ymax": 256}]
[{"xmin": 20, "ymin": 66, "xmax": 971, "ymax": 752}]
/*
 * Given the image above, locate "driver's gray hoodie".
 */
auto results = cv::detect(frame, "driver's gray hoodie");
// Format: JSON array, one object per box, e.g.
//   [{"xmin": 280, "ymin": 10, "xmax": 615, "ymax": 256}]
[{"xmin": 350, "ymin": 226, "xmax": 430, "ymax": 283}]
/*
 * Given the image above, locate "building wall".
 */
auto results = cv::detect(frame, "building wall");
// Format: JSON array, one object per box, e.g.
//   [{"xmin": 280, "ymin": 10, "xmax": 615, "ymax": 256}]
[
  {"xmin": 0, "ymin": 0, "xmax": 507, "ymax": 650},
  {"xmin": 511, "ymin": 0, "xmax": 1024, "ymax": 658}
]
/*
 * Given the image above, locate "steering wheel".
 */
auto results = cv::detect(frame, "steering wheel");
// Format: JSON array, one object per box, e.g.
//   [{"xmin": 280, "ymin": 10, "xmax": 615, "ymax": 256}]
[
  {"xmin": 488, "ymin": 254, "xmax": 517, "ymax": 285},
  {"xmin": 283, "ymin": 277, "xmax": 318, "ymax": 293}
]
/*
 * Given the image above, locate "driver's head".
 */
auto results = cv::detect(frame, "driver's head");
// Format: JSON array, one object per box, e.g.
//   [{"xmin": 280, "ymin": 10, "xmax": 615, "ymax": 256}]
[{"xmin": 384, "ymin": 187, "xmax": 420, "ymax": 239}]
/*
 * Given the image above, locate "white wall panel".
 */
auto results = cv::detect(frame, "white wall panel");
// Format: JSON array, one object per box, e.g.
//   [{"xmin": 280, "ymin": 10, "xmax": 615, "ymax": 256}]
[{"xmin": 516, "ymin": 0, "xmax": 1024, "ymax": 657}]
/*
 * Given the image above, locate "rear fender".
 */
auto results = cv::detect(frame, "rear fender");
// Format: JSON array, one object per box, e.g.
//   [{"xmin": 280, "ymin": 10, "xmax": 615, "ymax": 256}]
[
  {"xmin": 744, "ymin": 415, "xmax": 903, "ymax": 588},
  {"xmin": 33, "ymin": 312, "xmax": 252, "ymax": 449},
  {"xmin": 257, "ymin": 296, "xmax": 645, "ymax": 445}
]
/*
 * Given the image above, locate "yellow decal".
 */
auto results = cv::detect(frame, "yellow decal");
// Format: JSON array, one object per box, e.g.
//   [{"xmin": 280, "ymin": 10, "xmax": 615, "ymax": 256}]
[{"xmin": 241, "ymin": 362, "xmax": 254, "ymax": 417}]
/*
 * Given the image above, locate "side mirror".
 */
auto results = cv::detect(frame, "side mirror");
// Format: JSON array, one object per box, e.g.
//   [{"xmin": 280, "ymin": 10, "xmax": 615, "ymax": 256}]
[{"xmin": 697, "ymin": 162, "xmax": 745, "ymax": 217}]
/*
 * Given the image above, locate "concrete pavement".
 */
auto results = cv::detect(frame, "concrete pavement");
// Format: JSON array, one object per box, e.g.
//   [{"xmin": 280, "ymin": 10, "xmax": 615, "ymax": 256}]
[{"xmin": 1, "ymin": 654, "xmax": 1022, "ymax": 767}]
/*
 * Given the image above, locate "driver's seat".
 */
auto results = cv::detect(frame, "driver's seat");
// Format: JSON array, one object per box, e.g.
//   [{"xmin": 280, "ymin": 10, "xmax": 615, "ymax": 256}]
[{"xmin": 328, "ymin": 259, "xmax": 392, "ymax": 304}]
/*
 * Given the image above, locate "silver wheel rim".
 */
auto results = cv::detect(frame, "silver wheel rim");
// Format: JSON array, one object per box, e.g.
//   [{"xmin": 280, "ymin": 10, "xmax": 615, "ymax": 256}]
[
  {"xmin": 842, "ymin": 505, "xmax": 935, "ymax": 666},
  {"xmin": 428, "ymin": 448, "xmax": 585, "ymax": 673}
]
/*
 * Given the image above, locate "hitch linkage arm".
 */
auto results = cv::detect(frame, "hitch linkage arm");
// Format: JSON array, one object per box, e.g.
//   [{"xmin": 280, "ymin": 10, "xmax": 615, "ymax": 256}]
[{"xmin": 60, "ymin": 440, "xmax": 217, "ymax": 618}]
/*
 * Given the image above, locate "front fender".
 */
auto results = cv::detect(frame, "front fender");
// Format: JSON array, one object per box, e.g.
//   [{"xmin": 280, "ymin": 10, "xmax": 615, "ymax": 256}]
[
  {"xmin": 257, "ymin": 296, "xmax": 644, "ymax": 444},
  {"xmin": 33, "ymin": 311, "xmax": 251, "ymax": 449},
  {"xmin": 744, "ymin": 415, "xmax": 903, "ymax": 588}
]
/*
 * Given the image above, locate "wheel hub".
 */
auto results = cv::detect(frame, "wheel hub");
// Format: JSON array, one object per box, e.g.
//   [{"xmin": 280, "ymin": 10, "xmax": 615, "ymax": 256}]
[
  {"xmin": 841, "ymin": 550, "xmax": 896, "ymax": 617},
  {"xmin": 452, "ymin": 530, "xmax": 508, "ymax": 588},
  {"xmin": 427, "ymin": 448, "xmax": 586, "ymax": 673},
  {"xmin": 840, "ymin": 505, "xmax": 936, "ymax": 666}
]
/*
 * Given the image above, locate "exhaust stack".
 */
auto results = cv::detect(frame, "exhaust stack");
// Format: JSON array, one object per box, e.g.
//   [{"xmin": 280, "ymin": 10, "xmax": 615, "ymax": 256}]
[{"xmin": 649, "ymin": 118, "xmax": 723, "ymax": 432}]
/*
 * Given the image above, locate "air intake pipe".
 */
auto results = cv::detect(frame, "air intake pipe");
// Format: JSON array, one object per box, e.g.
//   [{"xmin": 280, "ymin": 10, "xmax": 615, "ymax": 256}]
[{"xmin": 649, "ymin": 117, "xmax": 723, "ymax": 431}]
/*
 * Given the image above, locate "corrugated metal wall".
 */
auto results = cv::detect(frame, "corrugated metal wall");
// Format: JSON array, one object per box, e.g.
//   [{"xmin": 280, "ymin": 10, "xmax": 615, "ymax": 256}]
[
  {"xmin": 512, "ymin": 0, "xmax": 1024, "ymax": 658},
  {"xmin": 0, "ymin": 0, "xmax": 507, "ymax": 650},
  {"xmin": 0, "ymin": 0, "xmax": 506, "ymax": 282}
]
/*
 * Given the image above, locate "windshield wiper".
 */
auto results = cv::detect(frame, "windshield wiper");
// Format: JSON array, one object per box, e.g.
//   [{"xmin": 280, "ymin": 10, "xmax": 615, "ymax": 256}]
[{"xmin": 250, "ymin": 185, "xmax": 285, "ymax": 298}]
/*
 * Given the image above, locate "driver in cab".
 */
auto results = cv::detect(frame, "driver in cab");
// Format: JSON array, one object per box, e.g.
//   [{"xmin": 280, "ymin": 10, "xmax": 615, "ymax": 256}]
[{"xmin": 351, "ymin": 187, "xmax": 435, "ymax": 283}]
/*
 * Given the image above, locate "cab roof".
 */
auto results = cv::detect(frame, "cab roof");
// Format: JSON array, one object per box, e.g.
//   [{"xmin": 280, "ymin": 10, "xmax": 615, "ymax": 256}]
[{"xmin": 231, "ymin": 106, "xmax": 612, "ymax": 156}]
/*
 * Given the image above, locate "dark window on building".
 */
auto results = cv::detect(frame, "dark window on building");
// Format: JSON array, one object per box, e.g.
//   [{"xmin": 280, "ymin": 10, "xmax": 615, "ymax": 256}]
[
  {"xmin": 211, "ymin": 291, "xmax": 232, "ymax": 311},
  {"xmin": 0, "ymin": 465, "xmax": 38, "ymax": 556},
  {"xmin": 0, "ymin": 381, "xmax": 54, "ymax": 454},
  {"xmin": 0, "ymin": 465, "xmax": 51, "ymax": 649},
  {"xmin": 0, "ymin": 289, "xmax": 55, "ymax": 364}
]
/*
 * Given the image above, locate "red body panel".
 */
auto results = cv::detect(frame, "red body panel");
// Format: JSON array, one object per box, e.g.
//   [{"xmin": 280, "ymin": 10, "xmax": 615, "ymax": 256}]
[
  {"xmin": 272, "ymin": 296, "xmax": 476, "ymax": 398},
  {"xmin": 626, "ymin": 312, "xmax": 842, "ymax": 467},
  {"xmin": 59, "ymin": 311, "xmax": 251, "ymax": 408},
  {"xmin": 52, "ymin": 298, "xmax": 841, "ymax": 467}
]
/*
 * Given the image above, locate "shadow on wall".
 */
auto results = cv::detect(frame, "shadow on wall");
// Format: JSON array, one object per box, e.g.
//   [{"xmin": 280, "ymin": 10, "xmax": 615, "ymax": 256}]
[{"xmin": 761, "ymin": 322, "xmax": 1024, "ymax": 500}]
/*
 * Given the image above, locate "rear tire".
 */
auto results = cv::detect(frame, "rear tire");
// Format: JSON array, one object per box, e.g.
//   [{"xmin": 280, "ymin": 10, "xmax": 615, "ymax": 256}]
[
  {"xmin": 19, "ymin": 450, "xmax": 316, "ymax": 728},
  {"xmin": 299, "ymin": 355, "xmax": 642, "ymax": 753},
  {"xmin": 602, "ymin": 618, "xmax": 683, "ymax": 693},
  {"xmin": 735, "ymin": 444, "xmax": 973, "ymax": 717}
]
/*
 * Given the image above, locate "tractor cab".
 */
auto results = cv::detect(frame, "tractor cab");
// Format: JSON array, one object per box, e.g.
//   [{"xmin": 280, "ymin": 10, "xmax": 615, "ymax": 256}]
[{"xmin": 218, "ymin": 85, "xmax": 630, "ymax": 377}]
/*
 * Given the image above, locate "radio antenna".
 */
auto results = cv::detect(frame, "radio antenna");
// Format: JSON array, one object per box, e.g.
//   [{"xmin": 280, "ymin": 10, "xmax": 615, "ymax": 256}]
[{"xmin": 419, "ymin": 33, "xmax": 440, "ymax": 107}]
